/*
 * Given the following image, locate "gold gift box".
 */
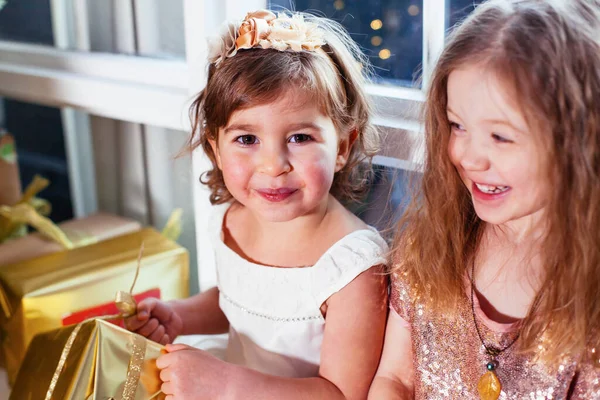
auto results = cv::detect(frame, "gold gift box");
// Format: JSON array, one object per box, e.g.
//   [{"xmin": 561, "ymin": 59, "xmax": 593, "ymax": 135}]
[
  {"xmin": 0, "ymin": 211, "xmax": 141, "ymax": 267},
  {"xmin": 0, "ymin": 227, "xmax": 189, "ymax": 384},
  {"xmin": 10, "ymin": 318, "xmax": 165, "ymax": 399}
]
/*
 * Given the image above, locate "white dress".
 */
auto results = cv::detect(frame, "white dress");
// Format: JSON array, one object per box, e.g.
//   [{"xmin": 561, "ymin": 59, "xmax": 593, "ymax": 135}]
[{"xmin": 210, "ymin": 203, "xmax": 389, "ymax": 378}]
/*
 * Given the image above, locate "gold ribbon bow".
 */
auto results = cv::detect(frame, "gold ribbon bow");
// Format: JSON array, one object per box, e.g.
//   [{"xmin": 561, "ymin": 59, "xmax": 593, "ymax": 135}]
[
  {"xmin": 0, "ymin": 203, "xmax": 74, "ymax": 249},
  {"xmin": 0, "ymin": 175, "xmax": 52, "ymax": 243},
  {"xmin": 45, "ymin": 242, "xmax": 163, "ymax": 400}
]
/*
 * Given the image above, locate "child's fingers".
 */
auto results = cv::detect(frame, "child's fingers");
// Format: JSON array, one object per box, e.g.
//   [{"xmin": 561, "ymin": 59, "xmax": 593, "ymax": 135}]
[
  {"xmin": 123, "ymin": 298, "xmax": 158, "ymax": 331},
  {"xmin": 135, "ymin": 297, "xmax": 160, "ymax": 320},
  {"xmin": 136, "ymin": 318, "xmax": 160, "ymax": 337},
  {"xmin": 165, "ymin": 343, "xmax": 191, "ymax": 353},
  {"xmin": 124, "ymin": 313, "xmax": 148, "ymax": 331},
  {"xmin": 145, "ymin": 300, "xmax": 174, "ymax": 324},
  {"xmin": 161, "ymin": 381, "xmax": 175, "ymax": 395},
  {"xmin": 159, "ymin": 367, "xmax": 172, "ymax": 382},
  {"xmin": 147, "ymin": 324, "xmax": 166, "ymax": 344},
  {"xmin": 156, "ymin": 352, "xmax": 172, "ymax": 369},
  {"xmin": 159, "ymin": 333, "xmax": 170, "ymax": 346}
]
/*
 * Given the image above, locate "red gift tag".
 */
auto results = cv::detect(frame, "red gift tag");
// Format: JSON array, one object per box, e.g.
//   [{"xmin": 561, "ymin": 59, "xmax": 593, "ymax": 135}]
[{"xmin": 61, "ymin": 288, "xmax": 161, "ymax": 327}]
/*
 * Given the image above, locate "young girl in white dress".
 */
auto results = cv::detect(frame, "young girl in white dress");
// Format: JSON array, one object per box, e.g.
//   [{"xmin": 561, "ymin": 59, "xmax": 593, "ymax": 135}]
[{"xmin": 126, "ymin": 10, "xmax": 388, "ymax": 399}]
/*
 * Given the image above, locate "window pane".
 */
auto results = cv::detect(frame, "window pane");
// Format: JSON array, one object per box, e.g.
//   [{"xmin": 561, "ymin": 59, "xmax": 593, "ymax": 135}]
[
  {"xmin": 268, "ymin": 0, "xmax": 423, "ymax": 87},
  {"xmin": 0, "ymin": 0, "xmax": 185, "ymax": 59},
  {"xmin": 1, "ymin": 97, "xmax": 73, "ymax": 222},
  {"xmin": 448, "ymin": 0, "xmax": 484, "ymax": 30},
  {"xmin": 348, "ymin": 126, "xmax": 422, "ymax": 237},
  {"xmin": 353, "ymin": 165, "xmax": 419, "ymax": 238},
  {"xmin": 0, "ymin": 0, "xmax": 54, "ymax": 46},
  {"xmin": 378, "ymin": 126, "xmax": 422, "ymax": 162}
]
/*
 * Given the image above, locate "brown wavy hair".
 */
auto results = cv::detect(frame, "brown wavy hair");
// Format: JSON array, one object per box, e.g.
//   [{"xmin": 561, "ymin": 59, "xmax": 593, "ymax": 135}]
[
  {"xmin": 187, "ymin": 13, "xmax": 380, "ymax": 205},
  {"xmin": 393, "ymin": 0, "xmax": 600, "ymax": 363}
]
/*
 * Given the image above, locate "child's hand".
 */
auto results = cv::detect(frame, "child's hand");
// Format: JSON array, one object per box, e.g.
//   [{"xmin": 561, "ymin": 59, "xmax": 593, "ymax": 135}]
[
  {"xmin": 124, "ymin": 298, "xmax": 183, "ymax": 345},
  {"xmin": 156, "ymin": 344, "xmax": 235, "ymax": 400}
]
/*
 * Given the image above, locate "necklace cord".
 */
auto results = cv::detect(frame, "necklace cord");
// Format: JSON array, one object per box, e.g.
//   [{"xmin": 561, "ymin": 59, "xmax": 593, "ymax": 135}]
[{"xmin": 470, "ymin": 260, "xmax": 520, "ymax": 358}]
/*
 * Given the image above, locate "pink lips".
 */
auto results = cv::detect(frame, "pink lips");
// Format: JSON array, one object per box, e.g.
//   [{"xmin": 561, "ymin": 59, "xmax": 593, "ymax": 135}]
[{"xmin": 255, "ymin": 188, "xmax": 298, "ymax": 202}]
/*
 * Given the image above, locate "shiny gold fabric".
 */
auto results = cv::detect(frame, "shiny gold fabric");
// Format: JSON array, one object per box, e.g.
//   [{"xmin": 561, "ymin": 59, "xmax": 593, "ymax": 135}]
[
  {"xmin": 10, "ymin": 319, "xmax": 165, "ymax": 400},
  {"xmin": 0, "ymin": 228, "xmax": 188, "ymax": 384}
]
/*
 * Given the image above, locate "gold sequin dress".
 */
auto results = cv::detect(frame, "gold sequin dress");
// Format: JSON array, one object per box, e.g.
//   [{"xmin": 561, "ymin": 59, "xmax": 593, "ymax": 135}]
[{"xmin": 390, "ymin": 271, "xmax": 600, "ymax": 399}]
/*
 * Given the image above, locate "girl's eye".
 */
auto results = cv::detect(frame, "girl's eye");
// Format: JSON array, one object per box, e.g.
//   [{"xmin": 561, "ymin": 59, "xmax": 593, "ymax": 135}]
[
  {"xmin": 449, "ymin": 122, "xmax": 466, "ymax": 132},
  {"xmin": 289, "ymin": 134, "xmax": 313, "ymax": 143},
  {"xmin": 492, "ymin": 133, "xmax": 513, "ymax": 143},
  {"xmin": 235, "ymin": 135, "xmax": 258, "ymax": 145}
]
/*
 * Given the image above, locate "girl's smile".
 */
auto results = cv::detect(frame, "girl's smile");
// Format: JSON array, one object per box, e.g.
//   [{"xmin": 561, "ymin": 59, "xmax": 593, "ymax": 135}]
[
  {"xmin": 254, "ymin": 187, "xmax": 299, "ymax": 202},
  {"xmin": 447, "ymin": 65, "xmax": 549, "ymax": 229}
]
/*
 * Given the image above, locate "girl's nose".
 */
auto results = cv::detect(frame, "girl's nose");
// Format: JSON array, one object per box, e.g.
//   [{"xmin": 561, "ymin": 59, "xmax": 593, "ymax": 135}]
[
  {"xmin": 452, "ymin": 136, "xmax": 490, "ymax": 172},
  {"xmin": 448, "ymin": 137, "xmax": 490, "ymax": 171},
  {"xmin": 460, "ymin": 151, "xmax": 490, "ymax": 171},
  {"xmin": 257, "ymin": 147, "xmax": 291, "ymax": 176}
]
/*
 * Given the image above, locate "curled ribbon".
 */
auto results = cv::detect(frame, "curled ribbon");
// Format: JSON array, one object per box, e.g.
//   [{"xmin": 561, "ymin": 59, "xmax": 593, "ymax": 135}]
[
  {"xmin": 0, "ymin": 175, "xmax": 51, "ymax": 242},
  {"xmin": 44, "ymin": 241, "xmax": 163, "ymax": 400},
  {"xmin": 0, "ymin": 203, "xmax": 74, "ymax": 250}
]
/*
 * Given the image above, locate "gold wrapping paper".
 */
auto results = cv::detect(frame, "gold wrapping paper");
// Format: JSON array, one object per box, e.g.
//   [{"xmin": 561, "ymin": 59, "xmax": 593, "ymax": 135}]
[
  {"xmin": 0, "ymin": 211, "xmax": 141, "ymax": 267},
  {"xmin": 10, "ymin": 318, "xmax": 165, "ymax": 400},
  {"xmin": 0, "ymin": 228, "xmax": 189, "ymax": 384},
  {"xmin": 0, "ymin": 133, "xmax": 21, "ymax": 208}
]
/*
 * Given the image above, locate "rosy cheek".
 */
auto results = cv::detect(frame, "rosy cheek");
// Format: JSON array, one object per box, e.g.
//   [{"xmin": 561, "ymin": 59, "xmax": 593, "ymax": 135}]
[
  {"xmin": 220, "ymin": 156, "xmax": 252, "ymax": 187},
  {"xmin": 447, "ymin": 137, "xmax": 461, "ymax": 167},
  {"xmin": 301, "ymin": 158, "xmax": 336, "ymax": 194}
]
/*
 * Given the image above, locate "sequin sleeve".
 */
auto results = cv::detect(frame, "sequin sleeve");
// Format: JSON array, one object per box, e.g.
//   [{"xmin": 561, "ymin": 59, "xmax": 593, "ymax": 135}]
[
  {"xmin": 390, "ymin": 270, "xmax": 415, "ymax": 324},
  {"xmin": 570, "ymin": 359, "xmax": 600, "ymax": 399}
]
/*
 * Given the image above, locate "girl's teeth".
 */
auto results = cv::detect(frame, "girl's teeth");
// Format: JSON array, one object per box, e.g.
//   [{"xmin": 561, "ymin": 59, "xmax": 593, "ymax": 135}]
[{"xmin": 475, "ymin": 183, "xmax": 509, "ymax": 194}]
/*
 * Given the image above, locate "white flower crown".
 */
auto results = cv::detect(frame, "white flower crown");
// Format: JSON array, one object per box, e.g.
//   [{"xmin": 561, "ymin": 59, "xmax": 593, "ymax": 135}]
[{"xmin": 207, "ymin": 10, "xmax": 326, "ymax": 66}]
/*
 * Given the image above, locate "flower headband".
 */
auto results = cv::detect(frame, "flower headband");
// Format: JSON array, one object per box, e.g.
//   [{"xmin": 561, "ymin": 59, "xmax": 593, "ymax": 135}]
[{"xmin": 207, "ymin": 10, "xmax": 326, "ymax": 66}]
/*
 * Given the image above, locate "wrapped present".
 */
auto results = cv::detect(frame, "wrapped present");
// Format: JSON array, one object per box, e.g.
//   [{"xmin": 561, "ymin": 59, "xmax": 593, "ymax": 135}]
[
  {"xmin": 10, "ymin": 318, "xmax": 165, "ymax": 399},
  {"xmin": 0, "ymin": 132, "xmax": 21, "ymax": 208},
  {"xmin": 0, "ymin": 227, "xmax": 189, "ymax": 384},
  {"xmin": 0, "ymin": 206, "xmax": 141, "ymax": 267}
]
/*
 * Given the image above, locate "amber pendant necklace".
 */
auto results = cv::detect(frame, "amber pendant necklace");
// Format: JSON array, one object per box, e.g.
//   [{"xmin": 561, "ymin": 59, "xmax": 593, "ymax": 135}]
[{"xmin": 470, "ymin": 261, "xmax": 520, "ymax": 400}]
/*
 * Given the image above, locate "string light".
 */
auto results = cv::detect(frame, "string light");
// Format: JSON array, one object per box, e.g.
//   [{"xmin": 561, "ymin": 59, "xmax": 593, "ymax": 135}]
[
  {"xmin": 408, "ymin": 5, "xmax": 420, "ymax": 16},
  {"xmin": 379, "ymin": 49, "xmax": 391, "ymax": 60},
  {"xmin": 370, "ymin": 19, "xmax": 383, "ymax": 30},
  {"xmin": 371, "ymin": 36, "xmax": 382, "ymax": 46}
]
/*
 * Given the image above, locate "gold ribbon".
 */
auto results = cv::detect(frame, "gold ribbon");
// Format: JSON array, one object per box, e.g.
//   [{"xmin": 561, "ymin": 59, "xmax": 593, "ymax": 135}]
[
  {"xmin": 0, "ymin": 175, "xmax": 50, "ymax": 242},
  {"xmin": 160, "ymin": 208, "xmax": 183, "ymax": 243},
  {"xmin": 0, "ymin": 203, "xmax": 74, "ymax": 249},
  {"xmin": 121, "ymin": 334, "xmax": 148, "ymax": 400},
  {"xmin": 44, "ymin": 242, "xmax": 162, "ymax": 400},
  {"xmin": 0, "ymin": 198, "xmax": 101, "ymax": 251}
]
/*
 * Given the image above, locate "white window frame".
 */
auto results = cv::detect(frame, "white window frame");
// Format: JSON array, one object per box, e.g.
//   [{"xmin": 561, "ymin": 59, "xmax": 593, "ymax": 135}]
[{"xmin": 0, "ymin": 0, "xmax": 446, "ymax": 291}]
